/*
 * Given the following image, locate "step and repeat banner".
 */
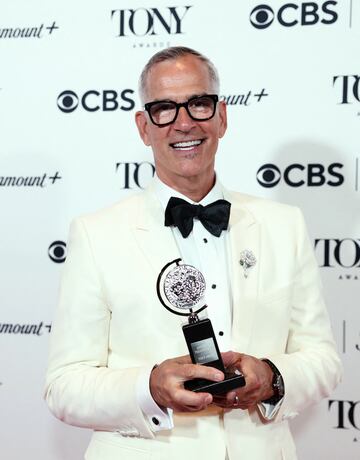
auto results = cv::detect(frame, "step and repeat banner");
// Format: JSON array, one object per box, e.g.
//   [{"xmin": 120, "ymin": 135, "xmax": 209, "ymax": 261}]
[{"xmin": 0, "ymin": 0, "xmax": 359, "ymax": 458}]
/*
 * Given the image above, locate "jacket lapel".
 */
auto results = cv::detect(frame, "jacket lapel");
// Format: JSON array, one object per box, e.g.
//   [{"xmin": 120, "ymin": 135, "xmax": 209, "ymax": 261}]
[
  {"xmin": 224, "ymin": 190, "xmax": 261, "ymax": 353},
  {"xmin": 132, "ymin": 183, "xmax": 181, "ymax": 278}
]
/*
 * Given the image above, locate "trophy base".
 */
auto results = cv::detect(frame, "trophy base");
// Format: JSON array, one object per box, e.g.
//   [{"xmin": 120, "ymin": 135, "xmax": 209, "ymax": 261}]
[{"xmin": 184, "ymin": 371, "xmax": 245, "ymax": 395}]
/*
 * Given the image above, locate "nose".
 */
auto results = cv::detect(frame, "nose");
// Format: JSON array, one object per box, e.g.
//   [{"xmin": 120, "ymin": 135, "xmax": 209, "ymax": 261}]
[{"xmin": 173, "ymin": 106, "xmax": 195, "ymax": 131}]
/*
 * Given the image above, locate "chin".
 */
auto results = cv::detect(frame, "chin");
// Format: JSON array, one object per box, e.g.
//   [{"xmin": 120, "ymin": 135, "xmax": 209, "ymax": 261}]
[{"xmin": 177, "ymin": 168, "xmax": 210, "ymax": 181}]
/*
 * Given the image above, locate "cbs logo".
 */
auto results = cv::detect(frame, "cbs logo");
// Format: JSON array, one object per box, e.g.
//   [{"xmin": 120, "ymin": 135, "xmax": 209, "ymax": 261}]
[
  {"xmin": 256, "ymin": 163, "xmax": 344, "ymax": 187},
  {"xmin": 250, "ymin": 1, "xmax": 338, "ymax": 29},
  {"xmin": 48, "ymin": 241, "xmax": 67, "ymax": 263},
  {"xmin": 57, "ymin": 89, "xmax": 135, "ymax": 113}
]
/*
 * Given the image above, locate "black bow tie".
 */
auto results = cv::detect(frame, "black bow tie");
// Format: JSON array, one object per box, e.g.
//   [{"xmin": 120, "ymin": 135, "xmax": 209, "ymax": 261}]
[{"xmin": 164, "ymin": 197, "xmax": 231, "ymax": 238}]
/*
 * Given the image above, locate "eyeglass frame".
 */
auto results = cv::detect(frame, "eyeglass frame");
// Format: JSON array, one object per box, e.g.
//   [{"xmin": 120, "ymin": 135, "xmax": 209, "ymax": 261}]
[{"xmin": 143, "ymin": 94, "xmax": 219, "ymax": 127}]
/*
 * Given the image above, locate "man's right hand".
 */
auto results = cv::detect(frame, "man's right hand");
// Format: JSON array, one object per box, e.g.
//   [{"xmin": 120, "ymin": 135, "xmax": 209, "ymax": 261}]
[{"xmin": 149, "ymin": 355, "xmax": 224, "ymax": 412}]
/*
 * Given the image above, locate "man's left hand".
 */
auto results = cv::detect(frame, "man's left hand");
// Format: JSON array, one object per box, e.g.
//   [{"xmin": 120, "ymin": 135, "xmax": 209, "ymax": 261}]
[{"xmin": 213, "ymin": 351, "xmax": 274, "ymax": 410}]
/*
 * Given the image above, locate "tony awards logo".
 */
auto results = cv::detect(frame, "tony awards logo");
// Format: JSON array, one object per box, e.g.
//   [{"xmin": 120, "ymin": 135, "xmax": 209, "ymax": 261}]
[{"xmin": 157, "ymin": 258, "xmax": 245, "ymax": 394}]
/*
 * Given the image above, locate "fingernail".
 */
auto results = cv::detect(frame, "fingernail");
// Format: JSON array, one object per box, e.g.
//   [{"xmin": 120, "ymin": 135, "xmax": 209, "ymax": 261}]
[
  {"xmin": 214, "ymin": 372, "xmax": 223, "ymax": 381},
  {"xmin": 205, "ymin": 394, "xmax": 212, "ymax": 404}
]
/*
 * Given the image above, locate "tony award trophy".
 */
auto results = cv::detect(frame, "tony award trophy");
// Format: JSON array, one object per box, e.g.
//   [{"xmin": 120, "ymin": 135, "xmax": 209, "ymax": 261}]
[{"xmin": 157, "ymin": 258, "xmax": 245, "ymax": 394}]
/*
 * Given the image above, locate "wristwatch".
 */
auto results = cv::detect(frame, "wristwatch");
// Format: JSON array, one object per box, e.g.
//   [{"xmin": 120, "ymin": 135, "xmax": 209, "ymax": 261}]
[{"xmin": 261, "ymin": 359, "xmax": 285, "ymax": 403}]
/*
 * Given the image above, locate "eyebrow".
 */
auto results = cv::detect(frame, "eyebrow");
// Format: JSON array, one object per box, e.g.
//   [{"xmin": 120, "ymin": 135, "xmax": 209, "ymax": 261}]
[{"xmin": 147, "ymin": 93, "xmax": 209, "ymax": 104}]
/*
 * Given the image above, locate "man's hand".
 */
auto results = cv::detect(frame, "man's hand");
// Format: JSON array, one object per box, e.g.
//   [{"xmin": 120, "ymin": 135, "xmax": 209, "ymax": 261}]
[
  {"xmin": 150, "ymin": 355, "xmax": 224, "ymax": 412},
  {"xmin": 213, "ymin": 351, "xmax": 274, "ymax": 410}
]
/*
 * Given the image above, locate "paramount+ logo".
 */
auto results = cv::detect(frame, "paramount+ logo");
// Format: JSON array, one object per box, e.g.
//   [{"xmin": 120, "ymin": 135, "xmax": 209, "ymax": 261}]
[
  {"xmin": 250, "ymin": 1, "xmax": 338, "ymax": 29},
  {"xmin": 256, "ymin": 163, "xmax": 344, "ymax": 188},
  {"xmin": 57, "ymin": 89, "xmax": 135, "ymax": 113}
]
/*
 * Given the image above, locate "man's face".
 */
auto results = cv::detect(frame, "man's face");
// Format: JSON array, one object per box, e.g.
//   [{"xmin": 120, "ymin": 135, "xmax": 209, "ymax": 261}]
[{"xmin": 135, "ymin": 55, "xmax": 227, "ymax": 188}]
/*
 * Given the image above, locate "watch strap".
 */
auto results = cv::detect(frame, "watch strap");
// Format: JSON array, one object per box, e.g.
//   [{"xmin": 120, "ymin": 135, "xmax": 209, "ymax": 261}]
[{"xmin": 261, "ymin": 358, "xmax": 284, "ymax": 404}]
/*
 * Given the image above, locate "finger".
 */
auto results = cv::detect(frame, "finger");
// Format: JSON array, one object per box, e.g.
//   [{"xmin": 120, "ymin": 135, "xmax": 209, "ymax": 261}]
[
  {"xmin": 212, "ymin": 394, "xmax": 227, "ymax": 400},
  {"xmin": 212, "ymin": 396, "xmax": 235, "ymax": 408},
  {"xmin": 234, "ymin": 388, "xmax": 260, "ymax": 405},
  {"xmin": 225, "ymin": 379, "xmax": 259, "ymax": 405},
  {"xmin": 212, "ymin": 390, "xmax": 236, "ymax": 404},
  {"xmin": 225, "ymin": 391, "xmax": 237, "ymax": 403},
  {"xmin": 213, "ymin": 390, "xmax": 239, "ymax": 408},
  {"xmin": 174, "ymin": 355, "xmax": 193, "ymax": 365},
  {"xmin": 212, "ymin": 395, "xmax": 229, "ymax": 406},
  {"xmin": 174, "ymin": 388, "xmax": 212, "ymax": 409},
  {"xmin": 221, "ymin": 351, "xmax": 243, "ymax": 368},
  {"xmin": 238, "ymin": 369, "xmax": 261, "ymax": 392},
  {"xmin": 180, "ymin": 363, "xmax": 224, "ymax": 383},
  {"xmin": 237, "ymin": 398, "xmax": 254, "ymax": 406}
]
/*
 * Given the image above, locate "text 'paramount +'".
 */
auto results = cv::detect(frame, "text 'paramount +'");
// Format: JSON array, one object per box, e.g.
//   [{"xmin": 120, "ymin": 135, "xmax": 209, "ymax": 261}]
[
  {"xmin": 0, "ymin": 172, "xmax": 61, "ymax": 187},
  {"xmin": 0, "ymin": 322, "xmax": 51, "ymax": 335},
  {"xmin": 0, "ymin": 21, "xmax": 59, "ymax": 39}
]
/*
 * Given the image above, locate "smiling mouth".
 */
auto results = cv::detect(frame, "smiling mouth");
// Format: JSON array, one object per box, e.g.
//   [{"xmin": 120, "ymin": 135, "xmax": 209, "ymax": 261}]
[{"xmin": 170, "ymin": 139, "xmax": 204, "ymax": 151}]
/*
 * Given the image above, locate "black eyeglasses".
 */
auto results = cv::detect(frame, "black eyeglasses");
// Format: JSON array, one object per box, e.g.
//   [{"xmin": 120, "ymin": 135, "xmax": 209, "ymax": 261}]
[{"xmin": 144, "ymin": 94, "xmax": 219, "ymax": 127}]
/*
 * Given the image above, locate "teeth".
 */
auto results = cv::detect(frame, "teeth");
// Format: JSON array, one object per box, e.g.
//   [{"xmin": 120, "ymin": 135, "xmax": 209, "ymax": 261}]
[{"xmin": 172, "ymin": 140, "xmax": 202, "ymax": 149}]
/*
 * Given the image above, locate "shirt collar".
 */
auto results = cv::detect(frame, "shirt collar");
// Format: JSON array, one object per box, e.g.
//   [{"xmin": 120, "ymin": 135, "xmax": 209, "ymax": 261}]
[{"xmin": 154, "ymin": 173, "xmax": 224, "ymax": 210}]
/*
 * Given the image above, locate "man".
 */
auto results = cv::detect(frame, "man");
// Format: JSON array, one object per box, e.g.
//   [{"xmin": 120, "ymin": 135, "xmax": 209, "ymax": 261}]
[{"xmin": 45, "ymin": 47, "xmax": 342, "ymax": 460}]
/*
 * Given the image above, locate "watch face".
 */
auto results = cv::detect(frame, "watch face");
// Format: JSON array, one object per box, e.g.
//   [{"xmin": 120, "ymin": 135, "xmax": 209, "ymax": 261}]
[{"xmin": 274, "ymin": 374, "xmax": 284, "ymax": 396}]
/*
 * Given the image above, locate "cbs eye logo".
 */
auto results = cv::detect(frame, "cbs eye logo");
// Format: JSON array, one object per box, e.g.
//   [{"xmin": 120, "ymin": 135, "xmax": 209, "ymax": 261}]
[
  {"xmin": 48, "ymin": 241, "xmax": 67, "ymax": 263},
  {"xmin": 256, "ymin": 164, "xmax": 281, "ymax": 187},
  {"xmin": 250, "ymin": 5, "xmax": 275, "ymax": 29},
  {"xmin": 57, "ymin": 91, "xmax": 79, "ymax": 113}
]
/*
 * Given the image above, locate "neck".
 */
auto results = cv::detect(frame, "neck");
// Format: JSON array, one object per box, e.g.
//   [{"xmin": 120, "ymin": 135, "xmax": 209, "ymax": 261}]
[{"xmin": 157, "ymin": 172, "xmax": 216, "ymax": 202}]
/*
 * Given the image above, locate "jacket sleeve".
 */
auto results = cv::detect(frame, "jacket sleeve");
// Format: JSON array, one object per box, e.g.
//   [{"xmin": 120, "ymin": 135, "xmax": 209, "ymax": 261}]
[
  {"xmin": 44, "ymin": 217, "xmax": 155, "ymax": 438},
  {"xmin": 268, "ymin": 207, "xmax": 342, "ymax": 422}
]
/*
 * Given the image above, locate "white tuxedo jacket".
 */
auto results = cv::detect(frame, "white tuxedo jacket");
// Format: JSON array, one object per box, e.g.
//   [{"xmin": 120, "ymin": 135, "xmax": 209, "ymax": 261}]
[{"xmin": 45, "ymin": 184, "xmax": 342, "ymax": 460}]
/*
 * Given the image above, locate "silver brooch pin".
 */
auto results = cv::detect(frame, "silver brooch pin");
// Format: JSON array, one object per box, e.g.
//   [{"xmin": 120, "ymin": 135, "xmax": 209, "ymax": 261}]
[{"xmin": 239, "ymin": 250, "xmax": 257, "ymax": 278}]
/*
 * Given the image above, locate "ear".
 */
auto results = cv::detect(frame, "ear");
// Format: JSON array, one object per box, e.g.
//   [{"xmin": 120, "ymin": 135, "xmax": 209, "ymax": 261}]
[
  {"xmin": 135, "ymin": 110, "xmax": 151, "ymax": 146},
  {"xmin": 217, "ymin": 100, "xmax": 227, "ymax": 139}
]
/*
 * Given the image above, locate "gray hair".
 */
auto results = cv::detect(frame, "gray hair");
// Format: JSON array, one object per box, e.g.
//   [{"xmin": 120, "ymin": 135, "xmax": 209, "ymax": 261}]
[{"xmin": 138, "ymin": 46, "xmax": 220, "ymax": 105}]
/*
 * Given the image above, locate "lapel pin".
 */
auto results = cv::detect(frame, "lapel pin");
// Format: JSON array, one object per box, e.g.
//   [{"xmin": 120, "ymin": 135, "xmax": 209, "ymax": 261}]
[{"xmin": 239, "ymin": 250, "xmax": 257, "ymax": 278}]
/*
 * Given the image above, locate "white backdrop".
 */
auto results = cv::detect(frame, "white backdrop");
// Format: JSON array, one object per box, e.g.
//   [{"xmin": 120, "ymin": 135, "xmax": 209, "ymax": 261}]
[{"xmin": 0, "ymin": 0, "xmax": 359, "ymax": 458}]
